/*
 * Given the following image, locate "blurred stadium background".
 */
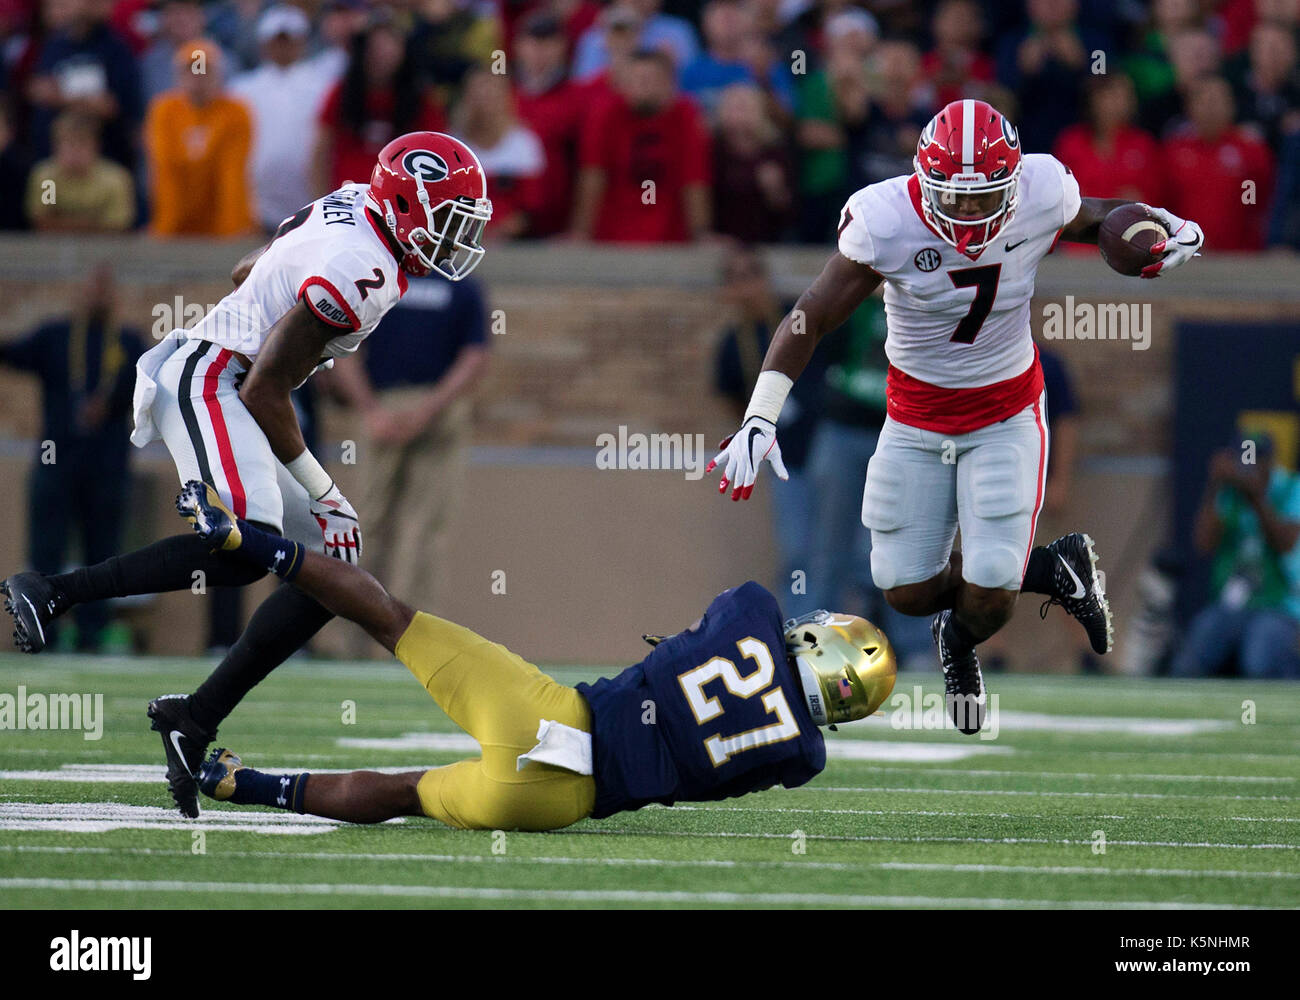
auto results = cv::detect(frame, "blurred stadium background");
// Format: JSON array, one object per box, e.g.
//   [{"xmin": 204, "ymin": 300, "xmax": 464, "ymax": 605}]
[{"xmin": 0, "ymin": 0, "xmax": 1297, "ymax": 679}]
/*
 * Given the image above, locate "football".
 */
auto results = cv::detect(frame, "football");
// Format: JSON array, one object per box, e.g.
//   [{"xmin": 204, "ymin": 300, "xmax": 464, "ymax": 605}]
[{"xmin": 1098, "ymin": 203, "xmax": 1169, "ymax": 276}]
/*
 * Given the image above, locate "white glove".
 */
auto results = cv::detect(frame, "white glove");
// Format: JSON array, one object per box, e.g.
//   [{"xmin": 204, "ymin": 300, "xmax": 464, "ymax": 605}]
[
  {"xmin": 309, "ymin": 483, "xmax": 362, "ymax": 563},
  {"xmin": 706, "ymin": 415, "xmax": 789, "ymax": 501},
  {"xmin": 1138, "ymin": 205, "xmax": 1204, "ymax": 278}
]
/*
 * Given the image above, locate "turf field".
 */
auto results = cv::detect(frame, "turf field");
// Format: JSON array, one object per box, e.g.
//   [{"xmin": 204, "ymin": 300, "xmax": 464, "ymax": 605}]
[{"xmin": 1, "ymin": 653, "xmax": 1297, "ymax": 909}]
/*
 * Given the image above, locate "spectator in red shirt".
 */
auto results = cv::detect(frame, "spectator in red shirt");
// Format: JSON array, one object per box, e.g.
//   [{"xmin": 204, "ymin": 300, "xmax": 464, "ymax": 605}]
[
  {"xmin": 921, "ymin": 0, "xmax": 996, "ymax": 109},
  {"xmin": 712, "ymin": 82, "xmax": 793, "ymax": 242},
  {"xmin": 311, "ymin": 19, "xmax": 446, "ymax": 195},
  {"xmin": 512, "ymin": 10, "xmax": 590, "ymax": 237},
  {"xmin": 1166, "ymin": 75, "xmax": 1275, "ymax": 250},
  {"xmin": 1053, "ymin": 73, "xmax": 1164, "ymax": 206},
  {"xmin": 571, "ymin": 4, "xmax": 645, "ymax": 112},
  {"xmin": 571, "ymin": 48, "xmax": 712, "ymax": 242},
  {"xmin": 453, "ymin": 67, "xmax": 545, "ymax": 241}
]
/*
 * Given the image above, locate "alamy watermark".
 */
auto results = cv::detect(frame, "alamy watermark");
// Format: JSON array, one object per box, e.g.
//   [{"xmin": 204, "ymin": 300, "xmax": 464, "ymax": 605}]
[
  {"xmin": 0, "ymin": 686, "xmax": 104, "ymax": 740},
  {"xmin": 1042, "ymin": 296, "xmax": 1151, "ymax": 351},
  {"xmin": 596, "ymin": 425, "xmax": 708, "ymax": 480}
]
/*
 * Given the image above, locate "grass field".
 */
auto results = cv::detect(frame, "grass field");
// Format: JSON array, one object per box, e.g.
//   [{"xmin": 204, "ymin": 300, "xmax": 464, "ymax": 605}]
[{"xmin": 1, "ymin": 653, "xmax": 1297, "ymax": 909}]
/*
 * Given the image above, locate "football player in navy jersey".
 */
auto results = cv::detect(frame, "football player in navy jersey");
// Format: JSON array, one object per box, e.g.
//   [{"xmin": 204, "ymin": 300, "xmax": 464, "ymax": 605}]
[{"xmin": 174, "ymin": 481, "xmax": 896, "ymax": 830}]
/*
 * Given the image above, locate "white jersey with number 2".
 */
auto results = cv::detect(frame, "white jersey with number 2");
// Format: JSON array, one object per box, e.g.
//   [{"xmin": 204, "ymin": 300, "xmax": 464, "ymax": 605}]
[{"xmin": 184, "ymin": 182, "xmax": 407, "ymax": 362}]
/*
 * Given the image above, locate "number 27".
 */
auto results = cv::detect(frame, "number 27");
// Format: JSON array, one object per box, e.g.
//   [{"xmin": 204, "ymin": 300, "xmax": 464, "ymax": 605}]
[{"xmin": 678, "ymin": 637, "xmax": 801, "ymax": 767}]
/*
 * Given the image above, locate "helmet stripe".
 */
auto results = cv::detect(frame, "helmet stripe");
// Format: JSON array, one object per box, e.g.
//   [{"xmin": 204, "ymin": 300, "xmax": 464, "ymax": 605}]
[{"xmin": 962, "ymin": 98, "xmax": 975, "ymax": 170}]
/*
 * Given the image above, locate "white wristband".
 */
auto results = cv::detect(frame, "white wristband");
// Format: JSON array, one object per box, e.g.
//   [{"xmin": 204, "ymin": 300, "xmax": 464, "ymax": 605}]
[
  {"xmin": 743, "ymin": 371, "xmax": 793, "ymax": 426},
  {"xmin": 285, "ymin": 450, "xmax": 334, "ymax": 501}
]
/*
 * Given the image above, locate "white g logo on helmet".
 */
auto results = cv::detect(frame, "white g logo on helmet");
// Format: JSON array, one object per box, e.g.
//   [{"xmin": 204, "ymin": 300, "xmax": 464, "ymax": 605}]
[{"xmin": 402, "ymin": 150, "xmax": 449, "ymax": 183}]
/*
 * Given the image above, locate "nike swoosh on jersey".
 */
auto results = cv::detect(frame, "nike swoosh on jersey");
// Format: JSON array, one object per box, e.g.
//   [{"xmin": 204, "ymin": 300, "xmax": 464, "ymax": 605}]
[{"xmin": 1004, "ymin": 238, "xmax": 1028, "ymax": 251}]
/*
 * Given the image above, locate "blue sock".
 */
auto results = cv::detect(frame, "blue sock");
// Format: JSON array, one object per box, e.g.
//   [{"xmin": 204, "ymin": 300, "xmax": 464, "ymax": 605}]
[
  {"xmin": 229, "ymin": 767, "xmax": 310, "ymax": 813},
  {"xmin": 235, "ymin": 520, "xmax": 305, "ymax": 582}
]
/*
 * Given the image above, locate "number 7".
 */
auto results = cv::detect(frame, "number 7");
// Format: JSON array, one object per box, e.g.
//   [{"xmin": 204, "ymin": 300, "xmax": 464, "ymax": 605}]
[{"xmin": 948, "ymin": 263, "xmax": 1001, "ymax": 344}]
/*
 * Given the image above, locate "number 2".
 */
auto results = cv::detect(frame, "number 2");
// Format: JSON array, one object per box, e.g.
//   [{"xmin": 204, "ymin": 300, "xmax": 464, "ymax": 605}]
[
  {"xmin": 677, "ymin": 637, "xmax": 801, "ymax": 767},
  {"xmin": 948, "ymin": 263, "xmax": 1001, "ymax": 344}
]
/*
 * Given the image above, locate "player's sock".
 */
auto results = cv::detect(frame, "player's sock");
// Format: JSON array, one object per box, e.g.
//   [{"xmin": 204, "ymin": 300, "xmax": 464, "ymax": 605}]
[
  {"xmin": 230, "ymin": 519, "xmax": 306, "ymax": 582},
  {"xmin": 189, "ymin": 583, "xmax": 333, "ymax": 733},
  {"xmin": 228, "ymin": 767, "xmax": 310, "ymax": 813},
  {"xmin": 1019, "ymin": 546, "xmax": 1055, "ymax": 595},
  {"xmin": 48, "ymin": 533, "xmax": 269, "ymax": 608},
  {"xmin": 941, "ymin": 611, "xmax": 983, "ymax": 657}
]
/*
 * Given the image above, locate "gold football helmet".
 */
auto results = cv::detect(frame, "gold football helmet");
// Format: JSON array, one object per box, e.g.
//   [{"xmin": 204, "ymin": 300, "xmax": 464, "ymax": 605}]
[{"xmin": 785, "ymin": 610, "xmax": 897, "ymax": 728}]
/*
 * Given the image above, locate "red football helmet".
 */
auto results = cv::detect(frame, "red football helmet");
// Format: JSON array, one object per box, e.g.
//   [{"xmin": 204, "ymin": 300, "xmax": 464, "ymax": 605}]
[
  {"xmin": 367, "ymin": 131, "xmax": 492, "ymax": 280},
  {"xmin": 914, "ymin": 99, "xmax": 1022, "ymax": 256}
]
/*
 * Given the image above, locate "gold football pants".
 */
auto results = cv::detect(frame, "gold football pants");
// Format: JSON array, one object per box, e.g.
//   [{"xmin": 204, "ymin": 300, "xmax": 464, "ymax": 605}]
[{"xmin": 395, "ymin": 611, "xmax": 596, "ymax": 830}]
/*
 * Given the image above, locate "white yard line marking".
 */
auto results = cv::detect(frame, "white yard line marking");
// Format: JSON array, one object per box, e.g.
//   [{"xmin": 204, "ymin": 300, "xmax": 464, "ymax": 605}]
[
  {"xmin": 843, "ymin": 710, "xmax": 1233, "ymax": 736},
  {"xmin": 0, "ymin": 764, "xmax": 428, "ymax": 784},
  {"xmin": 4, "ymin": 845, "xmax": 1295, "ymax": 881},
  {"xmin": 877, "ymin": 862, "xmax": 1300, "ymax": 880},
  {"xmin": 0, "ymin": 802, "xmax": 402, "ymax": 835},
  {"xmin": 0, "ymin": 877, "xmax": 1262, "ymax": 909},
  {"xmin": 812, "ymin": 786, "xmax": 1297, "ymax": 801},
  {"xmin": 568, "ymin": 828, "xmax": 1300, "ymax": 850},
  {"xmin": 820, "ymin": 766, "xmax": 1298, "ymax": 784},
  {"xmin": 667, "ymin": 805, "xmax": 1299, "ymax": 823}
]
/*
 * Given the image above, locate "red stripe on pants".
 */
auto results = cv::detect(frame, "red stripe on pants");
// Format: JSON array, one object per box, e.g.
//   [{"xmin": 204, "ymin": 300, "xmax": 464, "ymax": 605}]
[
  {"xmin": 203, "ymin": 349, "xmax": 248, "ymax": 518},
  {"xmin": 1021, "ymin": 395, "xmax": 1048, "ymax": 580}
]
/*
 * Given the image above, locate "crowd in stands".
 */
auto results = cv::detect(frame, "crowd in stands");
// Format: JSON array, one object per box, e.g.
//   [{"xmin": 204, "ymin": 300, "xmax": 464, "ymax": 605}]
[{"xmin": 0, "ymin": 0, "xmax": 1297, "ymax": 249}]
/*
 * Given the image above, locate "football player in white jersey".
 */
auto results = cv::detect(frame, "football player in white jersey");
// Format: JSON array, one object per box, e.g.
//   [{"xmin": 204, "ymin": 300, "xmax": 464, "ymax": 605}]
[
  {"xmin": 707, "ymin": 99, "xmax": 1204, "ymax": 734},
  {"xmin": 2, "ymin": 131, "xmax": 492, "ymax": 814}
]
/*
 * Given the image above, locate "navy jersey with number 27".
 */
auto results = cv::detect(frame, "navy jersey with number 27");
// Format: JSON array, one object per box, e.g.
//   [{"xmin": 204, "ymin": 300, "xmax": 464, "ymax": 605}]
[{"xmin": 576, "ymin": 582, "xmax": 827, "ymax": 819}]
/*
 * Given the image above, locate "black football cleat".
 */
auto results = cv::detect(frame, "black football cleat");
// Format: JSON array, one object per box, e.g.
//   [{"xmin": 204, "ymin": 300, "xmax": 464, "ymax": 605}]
[
  {"xmin": 198, "ymin": 748, "xmax": 243, "ymax": 802},
  {"xmin": 176, "ymin": 480, "xmax": 242, "ymax": 552},
  {"xmin": 932, "ymin": 610, "xmax": 986, "ymax": 735},
  {"xmin": 147, "ymin": 694, "xmax": 216, "ymax": 818},
  {"xmin": 1, "ymin": 571, "xmax": 65, "ymax": 654},
  {"xmin": 1039, "ymin": 532, "xmax": 1114, "ymax": 655}
]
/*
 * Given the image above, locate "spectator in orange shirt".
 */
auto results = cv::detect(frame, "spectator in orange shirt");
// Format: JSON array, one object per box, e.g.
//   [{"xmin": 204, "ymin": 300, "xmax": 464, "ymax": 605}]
[
  {"xmin": 145, "ymin": 39, "xmax": 254, "ymax": 236},
  {"xmin": 571, "ymin": 48, "xmax": 712, "ymax": 243},
  {"xmin": 1165, "ymin": 75, "xmax": 1275, "ymax": 251},
  {"xmin": 1053, "ymin": 73, "xmax": 1164, "ymax": 206}
]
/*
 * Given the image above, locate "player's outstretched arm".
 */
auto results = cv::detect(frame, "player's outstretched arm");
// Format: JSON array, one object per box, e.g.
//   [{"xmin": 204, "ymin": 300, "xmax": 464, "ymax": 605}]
[
  {"xmin": 280, "ymin": 546, "xmax": 416, "ymax": 654},
  {"xmin": 708, "ymin": 252, "xmax": 882, "ymax": 500},
  {"xmin": 1059, "ymin": 197, "xmax": 1130, "ymax": 244},
  {"xmin": 176, "ymin": 482, "xmax": 414, "ymax": 653}
]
